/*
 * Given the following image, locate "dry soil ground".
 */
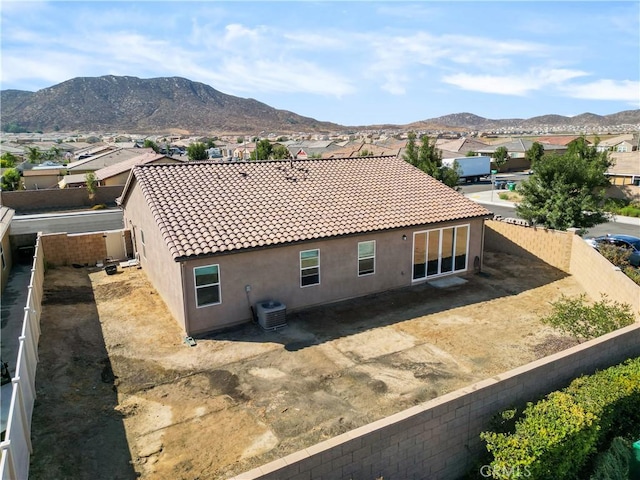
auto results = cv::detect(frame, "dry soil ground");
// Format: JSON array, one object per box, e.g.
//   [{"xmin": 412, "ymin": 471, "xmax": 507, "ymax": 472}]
[{"xmin": 29, "ymin": 251, "xmax": 583, "ymax": 480}]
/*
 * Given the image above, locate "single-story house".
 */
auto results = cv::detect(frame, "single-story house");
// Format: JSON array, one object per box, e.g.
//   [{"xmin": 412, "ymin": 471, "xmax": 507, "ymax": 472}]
[
  {"xmin": 476, "ymin": 139, "xmax": 566, "ymax": 171},
  {"xmin": 21, "ymin": 162, "xmax": 66, "ymax": 190},
  {"xmin": 95, "ymin": 152, "xmax": 185, "ymax": 186},
  {"xmin": 65, "ymin": 147, "xmax": 153, "ymax": 175},
  {"xmin": 119, "ymin": 155, "xmax": 492, "ymax": 335},
  {"xmin": 596, "ymin": 134, "xmax": 638, "ymax": 153}
]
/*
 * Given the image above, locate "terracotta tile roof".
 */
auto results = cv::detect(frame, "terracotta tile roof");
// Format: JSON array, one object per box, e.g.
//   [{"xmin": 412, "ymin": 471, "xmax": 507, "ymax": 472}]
[{"xmin": 126, "ymin": 156, "xmax": 492, "ymax": 260}]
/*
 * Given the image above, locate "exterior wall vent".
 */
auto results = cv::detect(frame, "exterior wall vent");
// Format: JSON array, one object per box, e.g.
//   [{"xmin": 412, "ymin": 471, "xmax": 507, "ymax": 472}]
[{"xmin": 256, "ymin": 300, "xmax": 287, "ymax": 330}]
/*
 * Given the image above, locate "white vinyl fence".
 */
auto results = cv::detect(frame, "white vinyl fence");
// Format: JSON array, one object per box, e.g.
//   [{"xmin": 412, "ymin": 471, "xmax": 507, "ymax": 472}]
[{"xmin": 1, "ymin": 235, "xmax": 44, "ymax": 480}]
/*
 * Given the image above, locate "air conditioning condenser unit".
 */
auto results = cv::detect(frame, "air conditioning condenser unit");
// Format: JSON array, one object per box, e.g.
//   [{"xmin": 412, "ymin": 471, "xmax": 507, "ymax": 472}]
[{"xmin": 256, "ymin": 300, "xmax": 287, "ymax": 330}]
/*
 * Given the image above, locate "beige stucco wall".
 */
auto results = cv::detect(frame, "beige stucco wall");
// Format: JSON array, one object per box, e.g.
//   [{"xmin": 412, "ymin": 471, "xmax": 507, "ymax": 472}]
[
  {"xmin": 181, "ymin": 217, "xmax": 485, "ymax": 335},
  {"xmin": 102, "ymin": 172, "xmax": 130, "ymax": 186},
  {"xmin": 1, "ymin": 217, "xmax": 13, "ymax": 293},
  {"xmin": 122, "ymin": 183, "xmax": 186, "ymax": 332}
]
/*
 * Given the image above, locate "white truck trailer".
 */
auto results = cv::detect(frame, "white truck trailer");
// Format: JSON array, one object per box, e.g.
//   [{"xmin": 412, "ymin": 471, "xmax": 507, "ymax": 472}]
[{"xmin": 442, "ymin": 156, "xmax": 491, "ymax": 183}]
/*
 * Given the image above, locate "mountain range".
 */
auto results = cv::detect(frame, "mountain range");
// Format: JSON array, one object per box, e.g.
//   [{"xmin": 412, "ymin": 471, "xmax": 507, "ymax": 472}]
[{"xmin": 1, "ymin": 75, "xmax": 639, "ymax": 135}]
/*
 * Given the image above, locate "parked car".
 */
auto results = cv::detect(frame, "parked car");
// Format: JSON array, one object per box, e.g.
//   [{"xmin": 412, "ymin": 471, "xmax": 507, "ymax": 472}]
[{"xmin": 584, "ymin": 234, "xmax": 640, "ymax": 267}]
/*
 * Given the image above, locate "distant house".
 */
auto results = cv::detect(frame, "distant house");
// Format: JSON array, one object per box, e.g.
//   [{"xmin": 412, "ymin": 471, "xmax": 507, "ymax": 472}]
[
  {"xmin": 435, "ymin": 137, "xmax": 489, "ymax": 157},
  {"xmin": 536, "ymin": 135, "xmax": 586, "ymax": 147},
  {"xmin": 119, "ymin": 156, "xmax": 492, "ymax": 335},
  {"xmin": 476, "ymin": 139, "xmax": 566, "ymax": 171}
]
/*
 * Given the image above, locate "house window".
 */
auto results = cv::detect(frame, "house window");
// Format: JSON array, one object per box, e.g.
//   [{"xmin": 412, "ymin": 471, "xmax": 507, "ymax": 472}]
[
  {"xmin": 140, "ymin": 229, "xmax": 146, "ymax": 258},
  {"xmin": 412, "ymin": 225, "xmax": 469, "ymax": 280},
  {"xmin": 194, "ymin": 264, "xmax": 221, "ymax": 307},
  {"xmin": 358, "ymin": 241, "xmax": 375, "ymax": 276},
  {"xmin": 0, "ymin": 244, "xmax": 5, "ymax": 270},
  {"xmin": 300, "ymin": 249, "xmax": 320, "ymax": 287}
]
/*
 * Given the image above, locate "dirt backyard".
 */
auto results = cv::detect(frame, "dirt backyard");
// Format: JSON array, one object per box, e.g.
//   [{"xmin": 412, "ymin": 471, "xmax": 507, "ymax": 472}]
[{"xmin": 29, "ymin": 251, "xmax": 583, "ymax": 480}]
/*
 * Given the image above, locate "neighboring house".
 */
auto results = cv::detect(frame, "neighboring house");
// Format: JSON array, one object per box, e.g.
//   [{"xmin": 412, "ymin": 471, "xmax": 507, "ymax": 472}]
[
  {"xmin": 607, "ymin": 151, "xmax": 640, "ymax": 186},
  {"xmin": 0, "ymin": 207, "xmax": 14, "ymax": 293},
  {"xmin": 21, "ymin": 162, "xmax": 66, "ymax": 190},
  {"xmin": 119, "ymin": 155, "xmax": 492, "ymax": 335},
  {"xmin": 476, "ymin": 139, "xmax": 566, "ymax": 171},
  {"xmin": 435, "ymin": 137, "xmax": 489, "ymax": 157},
  {"xmin": 94, "ymin": 152, "xmax": 185, "ymax": 186},
  {"xmin": 596, "ymin": 134, "xmax": 638, "ymax": 153},
  {"xmin": 232, "ymin": 143, "xmax": 256, "ymax": 161},
  {"xmin": 58, "ymin": 173, "xmax": 89, "ymax": 189},
  {"xmin": 65, "ymin": 147, "xmax": 153, "ymax": 175},
  {"xmin": 536, "ymin": 135, "xmax": 585, "ymax": 147}
]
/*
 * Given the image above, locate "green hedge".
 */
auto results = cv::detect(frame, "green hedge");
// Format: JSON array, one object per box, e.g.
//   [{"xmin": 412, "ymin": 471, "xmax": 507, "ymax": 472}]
[{"xmin": 480, "ymin": 357, "xmax": 640, "ymax": 480}]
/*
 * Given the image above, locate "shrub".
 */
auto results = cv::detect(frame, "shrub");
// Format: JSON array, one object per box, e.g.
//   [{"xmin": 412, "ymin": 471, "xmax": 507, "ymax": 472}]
[
  {"xmin": 91, "ymin": 204, "xmax": 107, "ymax": 210},
  {"xmin": 589, "ymin": 437, "xmax": 632, "ymax": 480},
  {"xmin": 540, "ymin": 293, "xmax": 634, "ymax": 342},
  {"xmin": 481, "ymin": 358, "xmax": 640, "ymax": 480},
  {"xmin": 622, "ymin": 266, "xmax": 640, "ymax": 286}
]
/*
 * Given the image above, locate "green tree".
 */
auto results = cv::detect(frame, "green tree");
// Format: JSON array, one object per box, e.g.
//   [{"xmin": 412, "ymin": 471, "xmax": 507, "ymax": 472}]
[
  {"xmin": 187, "ymin": 142, "xmax": 208, "ymax": 161},
  {"xmin": 360, "ymin": 148, "xmax": 374, "ymax": 157},
  {"xmin": 493, "ymin": 146, "xmax": 509, "ymax": 169},
  {"xmin": 237, "ymin": 137, "xmax": 245, "ymax": 144},
  {"xmin": 25, "ymin": 146, "xmax": 42, "ymax": 164},
  {"xmin": 1, "ymin": 168, "xmax": 21, "ymax": 191},
  {"xmin": 541, "ymin": 294, "xmax": 634, "ymax": 342},
  {"xmin": 403, "ymin": 134, "xmax": 460, "ymax": 188},
  {"xmin": 525, "ymin": 141, "xmax": 545, "ymax": 167},
  {"xmin": 516, "ymin": 137, "xmax": 611, "ymax": 231},
  {"xmin": 417, "ymin": 135, "xmax": 442, "ymax": 177},
  {"xmin": 44, "ymin": 146, "xmax": 62, "ymax": 162},
  {"xmin": 251, "ymin": 139, "xmax": 272, "ymax": 161},
  {"xmin": 272, "ymin": 144, "xmax": 290, "ymax": 160},
  {"xmin": 402, "ymin": 131, "xmax": 419, "ymax": 167},
  {"xmin": 85, "ymin": 172, "xmax": 97, "ymax": 199},
  {"xmin": 465, "ymin": 150, "xmax": 477, "ymax": 157},
  {"xmin": 143, "ymin": 139, "xmax": 160, "ymax": 153},
  {"xmin": 0, "ymin": 152, "xmax": 18, "ymax": 168}
]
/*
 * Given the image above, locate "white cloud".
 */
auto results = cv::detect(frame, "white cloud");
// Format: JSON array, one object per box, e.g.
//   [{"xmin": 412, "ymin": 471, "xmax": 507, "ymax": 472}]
[
  {"xmin": 442, "ymin": 68, "xmax": 588, "ymax": 96},
  {"xmin": 363, "ymin": 30, "xmax": 550, "ymax": 95},
  {"xmin": 560, "ymin": 79, "xmax": 640, "ymax": 103}
]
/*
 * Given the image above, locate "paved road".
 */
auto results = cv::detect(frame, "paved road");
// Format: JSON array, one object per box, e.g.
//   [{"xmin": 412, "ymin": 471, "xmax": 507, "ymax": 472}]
[{"xmin": 461, "ymin": 184, "xmax": 640, "ymax": 238}]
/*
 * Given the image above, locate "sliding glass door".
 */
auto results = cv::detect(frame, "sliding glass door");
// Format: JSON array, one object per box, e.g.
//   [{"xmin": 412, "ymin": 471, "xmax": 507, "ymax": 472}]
[{"xmin": 412, "ymin": 225, "xmax": 469, "ymax": 281}]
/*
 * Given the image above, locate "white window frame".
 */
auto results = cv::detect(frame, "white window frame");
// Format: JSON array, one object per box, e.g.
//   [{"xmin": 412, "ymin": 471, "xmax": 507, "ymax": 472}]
[
  {"xmin": 300, "ymin": 249, "xmax": 320, "ymax": 287},
  {"xmin": 194, "ymin": 264, "xmax": 222, "ymax": 308},
  {"xmin": 357, "ymin": 240, "xmax": 376, "ymax": 276},
  {"xmin": 412, "ymin": 224, "xmax": 470, "ymax": 281}
]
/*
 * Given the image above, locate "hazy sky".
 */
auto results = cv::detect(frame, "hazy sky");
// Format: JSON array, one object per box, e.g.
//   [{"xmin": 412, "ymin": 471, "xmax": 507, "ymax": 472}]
[{"xmin": 1, "ymin": 0, "xmax": 639, "ymax": 126}]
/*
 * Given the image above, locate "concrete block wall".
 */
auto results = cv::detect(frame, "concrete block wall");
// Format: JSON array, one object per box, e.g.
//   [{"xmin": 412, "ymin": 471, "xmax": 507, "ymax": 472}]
[
  {"xmin": 0, "ymin": 186, "xmax": 124, "ymax": 213},
  {"xmin": 40, "ymin": 232, "xmax": 108, "ymax": 266},
  {"xmin": 570, "ymin": 234, "xmax": 640, "ymax": 317},
  {"xmin": 232, "ymin": 324, "xmax": 640, "ymax": 480},
  {"xmin": 484, "ymin": 220, "xmax": 573, "ymax": 272},
  {"xmin": 485, "ymin": 220, "xmax": 640, "ymax": 318}
]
